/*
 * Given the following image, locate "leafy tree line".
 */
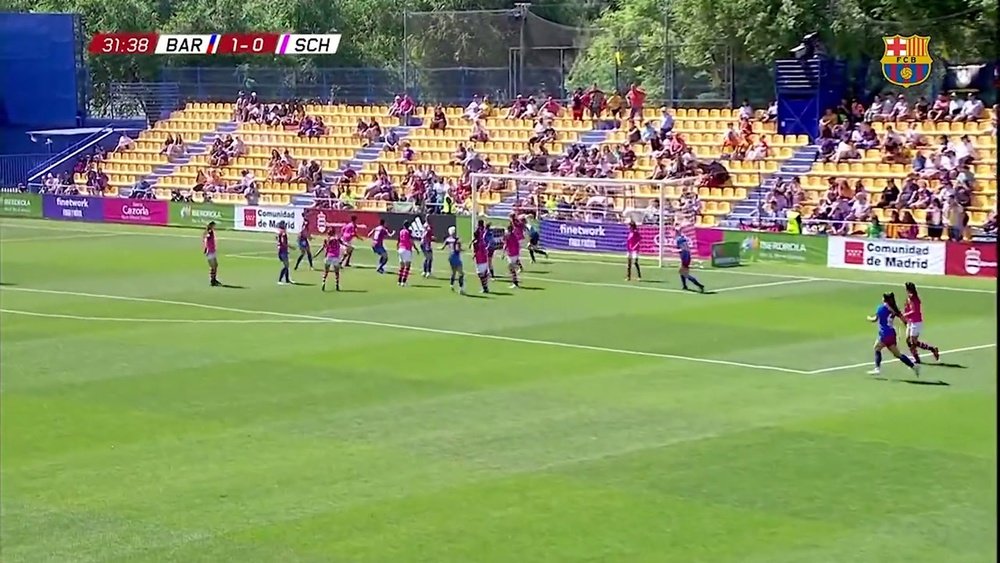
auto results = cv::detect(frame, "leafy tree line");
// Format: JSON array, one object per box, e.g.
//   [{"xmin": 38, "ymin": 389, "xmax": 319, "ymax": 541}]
[{"xmin": 5, "ymin": 0, "xmax": 996, "ymax": 106}]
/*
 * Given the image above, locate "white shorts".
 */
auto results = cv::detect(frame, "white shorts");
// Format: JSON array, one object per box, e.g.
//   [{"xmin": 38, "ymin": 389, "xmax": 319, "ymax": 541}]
[
  {"xmin": 906, "ymin": 322, "xmax": 922, "ymax": 338},
  {"xmin": 205, "ymin": 252, "xmax": 216, "ymax": 261},
  {"xmin": 398, "ymin": 249, "xmax": 413, "ymax": 263},
  {"xmin": 325, "ymin": 255, "xmax": 342, "ymax": 268},
  {"xmin": 343, "ymin": 241, "xmax": 355, "ymax": 250},
  {"xmin": 507, "ymin": 254, "xmax": 519, "ymax": 265},
  {"xmin": 476, "ymin": 262, "xmax": 489, "ymax": 275},
  {"xmin": 627, "ymin": 251, "xmax": 638, "ymax": 260}
]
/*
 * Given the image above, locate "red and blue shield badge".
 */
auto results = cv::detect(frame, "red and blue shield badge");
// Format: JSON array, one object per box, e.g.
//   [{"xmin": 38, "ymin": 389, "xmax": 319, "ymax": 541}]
[{"xmin": 881, "ymin": 35, "xmax": 933, "ymax": 88}]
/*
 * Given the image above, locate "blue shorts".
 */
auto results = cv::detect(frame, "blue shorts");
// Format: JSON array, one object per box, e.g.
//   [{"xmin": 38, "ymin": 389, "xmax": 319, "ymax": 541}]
[
  {"xmin": 449, "ymin": 256, "xmax": 463, "ymax": 269},
  {"xmin": 680, "ymin": 252, "xmax": 691, "ymax": 268},
  {"xmin": 278, "ymin": 251, "xmax": 289, "ymax": 263},
  {"xmin": 373, "ymin": 244, "xmax": 387, "ymax": 256},
  {"xmin": 298, "ymin": 241, "xmax": 309, "ymax": 250},
  {"xmin": 879, "ymin": 332, "xmax": 897, "ymax": 348}
]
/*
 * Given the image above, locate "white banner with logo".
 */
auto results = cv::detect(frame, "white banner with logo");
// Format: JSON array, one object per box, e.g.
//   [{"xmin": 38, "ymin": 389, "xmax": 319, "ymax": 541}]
[
  {"xmin": 827, "ymin": 236, "xmax": 945, "ymax": 276},
  {"xmin": 234, "ymin": 205, "xmax": 304, "ymax": 232}
]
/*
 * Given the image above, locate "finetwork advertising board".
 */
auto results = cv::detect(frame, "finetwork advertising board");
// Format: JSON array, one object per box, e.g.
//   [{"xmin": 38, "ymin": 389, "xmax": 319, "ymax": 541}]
[
  {"xmin": 827, "ymin": 236, "xmax": 945, "ymax": 275},
  {"xmin": 235, "ymin": 205, "xmax": 304, "ymax": 232}
]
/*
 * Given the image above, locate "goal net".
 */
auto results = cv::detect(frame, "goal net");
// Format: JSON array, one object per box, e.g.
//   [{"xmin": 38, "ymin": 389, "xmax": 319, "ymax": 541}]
[{"xmin": 468, "ymin": 172, "xmax": 708, "ymax": 268}]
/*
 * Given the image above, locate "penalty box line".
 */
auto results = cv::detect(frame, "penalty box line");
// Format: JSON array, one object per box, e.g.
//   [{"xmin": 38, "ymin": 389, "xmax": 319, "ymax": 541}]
[
  {"xmin": 0, "ymin": 286, "xmax": 811, "ymax": 375},
  {"xmin": 2, "ymin": 221, "xmax": 994, "ymax": 295}
]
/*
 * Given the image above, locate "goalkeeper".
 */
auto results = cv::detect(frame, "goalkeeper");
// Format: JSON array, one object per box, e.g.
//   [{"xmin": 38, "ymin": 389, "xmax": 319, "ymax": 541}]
[{"xmin": 526, "ymin": 217, "xmax": 548, "ymax": 263}]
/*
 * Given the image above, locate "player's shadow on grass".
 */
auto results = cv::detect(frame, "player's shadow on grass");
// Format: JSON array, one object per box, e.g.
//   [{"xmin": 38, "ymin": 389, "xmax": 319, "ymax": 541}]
[
  {"xmin": 518, "ymin": 286, "xmax": 545, "ymax": 291},
  {"xmin": 219, "ymin": 284, "xmax": 245, "ymax": 289},
  {"xmin": 526, "ymin": 270, "xmax": 550, "ymax": 275},
  {"xmin": 337, "ymin": 288, "xmax": 367, "ymax": 293},
  {"xmin": 685, "ymin": 288, "xmax": 717, "ymax": 295},
  {"xmin": 873, "ymin": 377, "xmax": 950, "ymax": 386},
  {"xmin": 640, "ymin": 279, "xmax": 663, "ymax": 284},
  {"xmin": 0, "ymin": 282, "xmax": 15, "ymax": 286},
  {"xmin": 290, "ymin": 282, "xmax": 317, "ymax": 287},
  {"xmin": 926, "ymin": 362, "xmax": 967, "ymax": 369},
  {"xmin": 463, "ymin": 293, "xmax": 487, "ymax": 299},
  {"xmin": 411, "ymin": 284, "xmax": 438, "ymax": 289}
]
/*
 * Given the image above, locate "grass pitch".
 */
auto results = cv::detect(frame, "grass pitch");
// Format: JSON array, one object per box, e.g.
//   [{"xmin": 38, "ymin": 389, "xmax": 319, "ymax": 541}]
[{"xmin": 0, "ymin": 218, "xmax": 996, "ymax": 563}]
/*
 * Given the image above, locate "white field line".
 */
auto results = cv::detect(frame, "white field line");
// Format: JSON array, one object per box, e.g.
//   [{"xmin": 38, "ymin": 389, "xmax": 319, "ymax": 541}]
[
  {"xmin": 0, "ymin": 309, "xmax": 328, "ymax": 324},
  {"xmin": 0, "ymin": 232, "xmax": 122, "ymax": 243},
  {"xmin": 0, "ymin": 286, "xmax": 810, "ymax": 375},
  {"xmin": 712, "ymin": 278, "xmax": 819, "ymax": 293},
  {"xmin": 1, "ymin": 220, "xmax": 995, "ymax": 295},
  {"xmin": 805, "ymin": 343, "xmax": 998, "ymax": 374}
]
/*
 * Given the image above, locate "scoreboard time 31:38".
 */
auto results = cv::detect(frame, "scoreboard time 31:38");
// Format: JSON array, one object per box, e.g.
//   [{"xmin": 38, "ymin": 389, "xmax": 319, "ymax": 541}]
[{"xmin": 88, "ymin": 33, "xmax": 342, "ymax": 55}]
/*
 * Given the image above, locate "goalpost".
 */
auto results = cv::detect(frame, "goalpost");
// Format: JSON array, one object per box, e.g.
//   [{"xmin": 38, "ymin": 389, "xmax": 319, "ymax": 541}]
[{"xmin": 468, "ymin": 172, "xmax": 706, "ymax": 268}]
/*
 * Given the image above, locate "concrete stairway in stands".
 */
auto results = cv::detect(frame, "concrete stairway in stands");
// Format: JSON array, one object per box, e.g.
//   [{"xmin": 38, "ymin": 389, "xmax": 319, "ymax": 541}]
[
  {"xmin": 720, "ymin": 145, "xmax": 818, "ymax": 227},
  {"xmin": 143, "ymin": 121, "xmax": 239, "ymax": 187}
]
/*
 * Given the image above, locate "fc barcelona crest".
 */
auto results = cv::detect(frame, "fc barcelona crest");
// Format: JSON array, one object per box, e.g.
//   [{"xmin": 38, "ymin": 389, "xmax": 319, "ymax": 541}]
[{"xmin": 881, "ymin": 35, "xmax": 933, "ymax": 88}]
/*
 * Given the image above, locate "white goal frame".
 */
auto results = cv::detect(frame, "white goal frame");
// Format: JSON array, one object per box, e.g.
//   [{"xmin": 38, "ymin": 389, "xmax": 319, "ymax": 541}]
[{"xmin": 468, "ymin": 172, "xmax": 704, "ymax": 268}]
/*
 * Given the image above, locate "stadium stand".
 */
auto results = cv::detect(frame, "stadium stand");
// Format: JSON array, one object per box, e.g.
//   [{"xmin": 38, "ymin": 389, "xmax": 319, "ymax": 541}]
[{"xmin": 70, "ymin": 98, "xmax": 995, "ymax": 235}]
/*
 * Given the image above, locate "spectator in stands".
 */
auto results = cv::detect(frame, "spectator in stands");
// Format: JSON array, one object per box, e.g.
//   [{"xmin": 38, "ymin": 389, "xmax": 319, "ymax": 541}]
[
  {"xmin": 541, "ymin": 96, "xmax": 562, "ymax": 119},
  {"xmin": 954, "ymin": 134, "xmax": 978, "ymax": 164},
  {"xmin": 626, "ymin": 83, "xmax": 646, "ymax": 121},
  {"xmin": 864, "ymin": 95, "xmax": 885, "ymax": 122},
  {"xmin": 430, "ymin": 105, "xmax": 448, "ymax": 130},
  {"xmin": 947, "ymin": 92, "xmax": 963, "ymax": 119},
  {"xmin": 875, "ymin": 178, "xmax": 899, "ymax": 208},
  {"xmin": 469, "ymin": 119, "xmax": 490, "ymax": 143},
  {"xmin": 243, "ymin": 179, "xmax": 260, "ymax": 205},
  {"xmin": 658, "ymin": 107, "xmax": 674, "ymax": 134},
  {"xmin": 132, "ymin": 179, "xmax": 153, "ymax": 199},
  {"xmin": 464, "ymin": 95, "xmax": 484, "ymax": 121},
  {"xmin": 903, "ymin": 125, "xmax": 926, "ymax": 148},
  {"xmin": 523, "ymin": 97, "xmax": 539, "ymax": 119},
  {"xmin": 832, "ymin": 138, "xmax": 860, "ymax": 163},
  {"xmin": 894, "ymin": 176, "xmax": 918, "ymax": 208},
  {"xmin": 763, "ymin": 100, "xmax": 778, "ymax": 123},
  {"xmin": 267, "ymin": 150, "xmax": 293, "ymax": 182},
  {"xmin": 398, "ymin": 94, "xmax": 416, "ymax": 125},
  {"xmin": 209, "ymin": 139, "xmax": 229, "ymax": 167},
  {"xmin": 399, "ymin": 141, "xmax": 416, "ymax": 163},
  {"xmin": 898, "ymin": 211, "xmax": 918, "ymax": 239},
  {"xmin": 584, "ymin": 84, "xmax": 605, "ymax": 118},
  {"xmin": 955, "ymin": 92, "xmax": 984, "ymax": 122},
  {"xmin": 361, "ymin": 119, "xmax": 382, "ymax": 147},
  {"xmin": 925, "ymin": 198, "xmax": 944, "ymax": 238},
  {"xmin": 528, "ymin": 118, "xmax": 556, "ymax": 153},
  {"xmin": 648, "ymin": 158, "xmax": 669, "ymax": 180},
  {"xmin": 888, "ymin": 94, "xmax": 912, "ymax": 120},
  {"xmin": 944, "ymin": 195, "xmax": 965, "ymax": 240},
  {"xmin": 928, "ymin": 93, "xmax": 951, "ymax": 122},
  {"xmin": 159, "ymin": 134, "xmax": 175, "ymax": 156},
  {"xmin": 847, "ymin": 191, "xmax": 871, "ymax": 221},
  {"xmin": 167, "ymin": 136, "xmax": 187, "ymax": 162},
  {"xmin": 355, "ymin": 118, "xmax": 368, "ymax": 138},
  {"xmin": 745, "ymin": 135, "xmax": 770, "ymax": 161},
  {"xmin": 913, "ymin": 96, "xmax": 930, "ymax": 121},
  {"xmin": 737, "ymin": 99, "xmax": 754, "ymax": 121},
  {"xmin": 641, "ymin": 121, "xmax": 658, "ymax": 143},
  {"xmin": 449, "ymin": 143, "xmax": 468, "ymax": 166},
  {"xmin": 624, "ymin": 121, "xmax": 641, "ymax": 145},
  {"xmin": 983, "ymin": 206, "xmax": 997, "ymax": 234},
  {"xmin": 606, "ymin": 90, "xmax": 625, "ymax": 120},
  {"xmin": 505, "ymin": 95, "xmax": 526, "ymax": 119},
  {"xmin": 617, "ymin": 143, "xmax": 636, "ymax": 170},
  {"xmin": 570, "ymin": 88, "xmax": 585, "ymax": 120},
  {"xmin": 387, "ymin": 95, "xmax": 403, "ymax": 118},
  {"xmin": 115, "ymin": 133, "xmax": 136, "ymax": 152},
  {"xmin": 383, "ymin": 128, "xmax": 400, "ymax": 151}
]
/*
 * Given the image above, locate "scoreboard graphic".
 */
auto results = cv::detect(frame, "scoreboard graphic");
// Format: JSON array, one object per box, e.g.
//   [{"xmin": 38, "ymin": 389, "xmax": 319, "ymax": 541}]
[{"xmin": 88, "ymin": 33, "xmax": 341, "ymax": 55}]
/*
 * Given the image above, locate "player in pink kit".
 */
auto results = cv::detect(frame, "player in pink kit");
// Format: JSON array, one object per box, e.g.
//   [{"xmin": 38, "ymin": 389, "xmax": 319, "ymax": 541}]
[
  {"xmin": 903, "ymin": 282, "xmax": 940, "ymax": 363},
  {"xmin": 368, "ymin": 219, "xmax": 394, "ymax": 274},
  {"xmin": 397, "ymin": 220, "xmax": 415, "ymax": 286},
  {"xmin": 321, "ymin": 227, "xmax": 345, "ymax": 292},
  {"xmin": 509, "ymin": 212, "xmax": 526, "ymax": 272},
  {"xmin": 473, "ymin": 233, "xmax": 491, "ymax": 293},
  {"xmin": 504, "ymin": 224, "xmax": 521, "ymax": 288},
  {"xmin": 340, "ymin": 215, "xmax": 360, "ymax": 267},
  {"xmin": 203, "ymin": 221, "xmax": 220, "ymax": 286},
  {"xmin": 625, "ymin": 221, "xmax": 642, "ymax": 281}
]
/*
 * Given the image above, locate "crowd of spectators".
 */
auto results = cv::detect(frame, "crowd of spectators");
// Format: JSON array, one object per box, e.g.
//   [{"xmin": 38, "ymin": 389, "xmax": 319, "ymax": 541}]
[
  {"xmin": 37, "ymin": 144, "xmax": 111, "ymax": 196},
  {"xmin": 755, "ymin": 91, "xmax": 996, "ymax": 240}
]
